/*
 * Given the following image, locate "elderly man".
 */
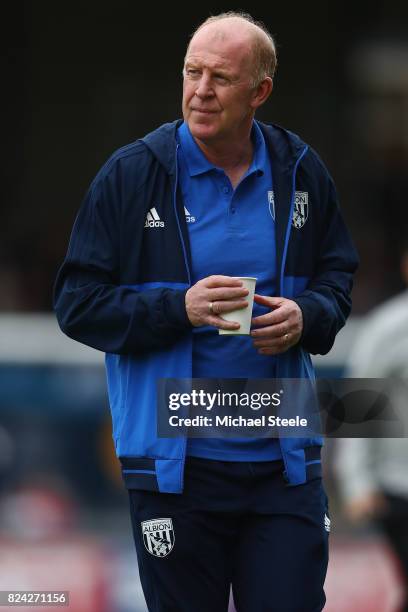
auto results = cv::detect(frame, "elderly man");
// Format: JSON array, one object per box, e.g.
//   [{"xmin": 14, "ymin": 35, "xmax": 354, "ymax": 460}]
[{"xmin": 54, "ymin": 11, "xmax": 358, "ymax": 612}]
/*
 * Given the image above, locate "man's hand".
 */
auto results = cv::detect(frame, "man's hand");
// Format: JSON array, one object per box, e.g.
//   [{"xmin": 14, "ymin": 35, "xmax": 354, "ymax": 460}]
[
  {"xmin": 343, "ymin": 492, "xmax": 388, "ymax": 523},
  {"xmin": 250, "ymin": 295, "xmax": 303, "ymax": 354},
  {"xmin": 185, "ymin": 275, "xmax": 249, "ymax": 331}
]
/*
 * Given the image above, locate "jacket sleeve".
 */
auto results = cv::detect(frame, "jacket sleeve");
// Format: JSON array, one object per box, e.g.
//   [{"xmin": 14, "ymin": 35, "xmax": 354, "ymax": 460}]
[
  {"xmin": 53, "ymin": 168, "xmax": 192, "ymax": 355},
  {"xmin": 293, "ymin": 158, "xmax": 359, "ymax": 355}
]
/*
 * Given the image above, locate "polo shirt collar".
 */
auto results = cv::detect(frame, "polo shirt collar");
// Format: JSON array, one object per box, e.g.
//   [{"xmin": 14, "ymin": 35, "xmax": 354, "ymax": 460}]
[
  {"xmin": 178, "ymin": 120, "xmax": 266, "ymax": 178},
  {"xmin": 178, "ymin": 121, "xmax": 214, "ymax": 176}
]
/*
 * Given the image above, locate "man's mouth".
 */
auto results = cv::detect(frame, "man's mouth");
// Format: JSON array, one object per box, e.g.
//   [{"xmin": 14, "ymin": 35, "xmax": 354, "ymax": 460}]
[{"xmin": 191, "ymin": 108, "xmax": 217, "ymax": 114}]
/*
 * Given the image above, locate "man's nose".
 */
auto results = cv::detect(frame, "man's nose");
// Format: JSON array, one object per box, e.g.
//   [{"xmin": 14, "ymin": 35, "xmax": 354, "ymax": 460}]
[{"xmin": 195, "ymin": 74, "xmax": 214, "ymax": 98}]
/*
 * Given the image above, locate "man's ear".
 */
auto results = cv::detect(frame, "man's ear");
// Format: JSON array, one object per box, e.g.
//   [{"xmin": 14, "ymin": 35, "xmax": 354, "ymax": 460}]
[{"xmin": 250, "ymin": 77, "xmax": 273, "ymax": 110}]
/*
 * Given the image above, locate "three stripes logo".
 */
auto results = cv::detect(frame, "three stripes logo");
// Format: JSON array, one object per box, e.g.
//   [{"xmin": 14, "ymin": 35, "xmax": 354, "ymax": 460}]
[
  {"xmin": 144, "ymin": 205, "xmax": 197, "ymax": 228},
  {"xmin": 145, "ymin": 207, "xmax": 164, "ymax": 228},
  {"xmin": 324, "ymin": 513, "xmax": 331, "ymax": 533},
  {"xmin": 184, "ymin": 206, "xmax": 196, "ymax": 223}
]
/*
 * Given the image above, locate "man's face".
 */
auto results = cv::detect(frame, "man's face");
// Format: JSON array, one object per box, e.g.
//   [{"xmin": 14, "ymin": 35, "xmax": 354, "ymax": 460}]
[{"xmin": 182, "ymin": 24, "xmax": 258, "ymax": 145}]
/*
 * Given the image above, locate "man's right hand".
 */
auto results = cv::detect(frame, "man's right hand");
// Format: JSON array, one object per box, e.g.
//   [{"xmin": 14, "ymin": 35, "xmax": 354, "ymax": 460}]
[{"xmin": 185, "ymin": 275, "xmax": 249, "ymax": 330}]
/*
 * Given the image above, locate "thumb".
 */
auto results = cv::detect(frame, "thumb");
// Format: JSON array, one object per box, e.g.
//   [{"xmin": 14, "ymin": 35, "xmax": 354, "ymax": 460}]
[{"xmin": 253, "ymin": 294, "xmax": 284, "ymax": 308}]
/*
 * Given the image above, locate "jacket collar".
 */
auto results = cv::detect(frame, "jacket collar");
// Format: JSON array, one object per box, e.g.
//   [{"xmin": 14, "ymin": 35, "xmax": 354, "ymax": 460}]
[
  {"xmin": 141, "ymin": 119, "xmax": 307, "ymax": 176},
  {"xmin": 141, "ymin": 120, "xmax": 182, "ymax": 175}
]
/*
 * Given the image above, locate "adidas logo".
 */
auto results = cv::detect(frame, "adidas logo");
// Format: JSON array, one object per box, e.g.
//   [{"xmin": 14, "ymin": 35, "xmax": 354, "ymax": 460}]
[
  {"xmin": 324, "ymin": 514, "xmax": 331, "ymax": 532},
  {"xmin": 184, "ymin": 206, "xmax": 196, "ymax": 224},
  {"xmin": 145, "ymin": 207, "xmax": 164, "ymax": 228}
]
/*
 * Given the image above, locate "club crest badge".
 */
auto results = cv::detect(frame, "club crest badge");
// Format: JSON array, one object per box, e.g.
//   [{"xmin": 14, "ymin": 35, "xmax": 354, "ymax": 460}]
[
  {"xmin": 292, "ymin": 192, "xmax": 309, "ymax": 229},
  {"xmin": 267, "ymin": 190, "xmax": 275, "ymax": 220},
  {"xmin": 142, "ymin": 518, "xmax": 175, "ymax": 557}
]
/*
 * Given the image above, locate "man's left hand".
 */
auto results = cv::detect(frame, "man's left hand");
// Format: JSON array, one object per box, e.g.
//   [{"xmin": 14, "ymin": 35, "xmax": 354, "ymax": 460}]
[{"xmin": 250, "ymin": 295, "xmax": 303, "ymax": 355}]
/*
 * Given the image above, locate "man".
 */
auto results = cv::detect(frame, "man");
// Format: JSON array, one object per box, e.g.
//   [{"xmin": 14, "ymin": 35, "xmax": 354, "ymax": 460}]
[
  {"xmin": 54, "ymin": 11, "xmax": 358, "ymax": 612},
  {"xmin": 335, "ymin": 243, "xmax": 408, "ymax": 611}
]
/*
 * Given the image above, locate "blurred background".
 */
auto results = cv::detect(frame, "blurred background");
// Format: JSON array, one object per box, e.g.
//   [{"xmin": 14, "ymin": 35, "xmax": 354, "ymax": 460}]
[{"xmin": 1, "ymin": 1, "xmax": 408, "ymax": 610}]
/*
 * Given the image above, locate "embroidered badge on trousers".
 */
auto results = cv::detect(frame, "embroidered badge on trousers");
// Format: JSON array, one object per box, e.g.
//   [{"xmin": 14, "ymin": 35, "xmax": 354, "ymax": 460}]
[{"xmin": 142, "ymin": 518, "xmax": 175, "ymax": 557}]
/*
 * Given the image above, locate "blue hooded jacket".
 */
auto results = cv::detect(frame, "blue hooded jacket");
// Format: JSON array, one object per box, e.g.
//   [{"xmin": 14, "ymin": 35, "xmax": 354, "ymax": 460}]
[{"xmin": 54, "ymin": 120, "xmax": 359, "ymax": 492}]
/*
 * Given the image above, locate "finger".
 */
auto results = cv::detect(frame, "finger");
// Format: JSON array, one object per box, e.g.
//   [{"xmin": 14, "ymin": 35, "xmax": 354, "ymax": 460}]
[
  {"xmin": 209, "ymin": 287, "xmax": 249, "ymax": 301},
  {"xmin": 257, "ymin": 347, "xmax": 284, "ymax": 355},
  {"xmin": 253, "ymin": 334, "xmax": 290, "ymax": 350},
  {"xmin": 208, "ymin": 315, "xmax": 241, "ymax": 331},
  {"xmin": 251, "ymin": 308, "xmax": 288, "ymax": 327},
  {"xmin": 253, "ymin": 294, "xmax": 284, "ymax": 307},
  {"xmin": 205, "ymin": 275, "xmax": 245, "ymax": 288},
  {"xmin": 215, "ymin": 299, "xmax": 248, "ymax": 314},
  {"xmin": 251, "ymin": 322, "xmax": 287, "ymax": 339},
  {"xmin": 253, "ymin": 336, "xmax": 286, "ymax": 348},
  {"xmin": 257, "ymin": 344, "xmax": 289, "ymax": 355}
]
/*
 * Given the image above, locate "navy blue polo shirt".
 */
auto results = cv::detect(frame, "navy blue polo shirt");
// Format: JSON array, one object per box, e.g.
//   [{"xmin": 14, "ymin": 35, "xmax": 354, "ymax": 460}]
[{"xmin": 177, "ymin": 121, "xmax": 281, "ymax": 461}]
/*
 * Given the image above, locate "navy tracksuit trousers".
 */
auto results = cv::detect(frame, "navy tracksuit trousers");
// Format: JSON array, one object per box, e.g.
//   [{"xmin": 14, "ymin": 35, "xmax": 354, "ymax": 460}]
[{"xmin": 128, "ymin": 456, "xmax": 329, "ymax": 612}]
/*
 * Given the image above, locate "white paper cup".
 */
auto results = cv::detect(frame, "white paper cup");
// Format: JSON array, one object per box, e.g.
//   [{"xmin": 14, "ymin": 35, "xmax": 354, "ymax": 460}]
[{"xmin": 218, "ymin": 277, "xmax": 257, "ymax": 336}]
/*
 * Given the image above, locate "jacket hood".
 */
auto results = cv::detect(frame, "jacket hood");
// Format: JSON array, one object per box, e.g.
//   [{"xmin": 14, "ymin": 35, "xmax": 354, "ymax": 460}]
[
  {"xmin": 141, "ymin": 119, "xmax": 308, "ymax": 175},
  {"xmin": 142, "ymin": 120, "xmax": 182, "ymax": 175}
]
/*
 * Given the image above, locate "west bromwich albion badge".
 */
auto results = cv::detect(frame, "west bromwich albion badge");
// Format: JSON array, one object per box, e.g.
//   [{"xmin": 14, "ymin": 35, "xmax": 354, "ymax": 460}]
[
  {"xmin": 142, "ymin": 518, "xmax": 175, "ymax": 557},
  {"xmin": 292, "ymin": 192, "xmax": 309, "ymax": 228}
]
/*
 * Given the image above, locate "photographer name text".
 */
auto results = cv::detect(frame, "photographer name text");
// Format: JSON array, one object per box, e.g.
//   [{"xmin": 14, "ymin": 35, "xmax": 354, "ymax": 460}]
[{"xmin": 168, "ymin": 415, "xmax": 308, "ymax": 428}]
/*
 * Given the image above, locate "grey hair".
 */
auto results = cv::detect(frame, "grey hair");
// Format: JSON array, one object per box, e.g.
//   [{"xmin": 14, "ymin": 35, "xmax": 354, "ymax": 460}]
[{"xmin": 186, "ymin": 11, "xmax": 277, "ymax": 88}]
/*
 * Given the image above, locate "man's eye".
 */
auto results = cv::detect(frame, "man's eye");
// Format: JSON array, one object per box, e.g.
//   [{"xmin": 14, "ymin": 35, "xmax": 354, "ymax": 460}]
[
  {"xmin": 214, "ymin": 75, "xmax": 229, "ymax": 84},
  {"xmin": 186, "ymin": 69, "xmax": 200, "ymax": 77}
]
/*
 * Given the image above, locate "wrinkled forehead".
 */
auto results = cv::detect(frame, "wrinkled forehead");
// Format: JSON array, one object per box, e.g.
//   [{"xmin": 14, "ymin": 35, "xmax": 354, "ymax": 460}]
[{"xmin": 185, "ymin": 21, "xmax": 254, "ymax": 70}]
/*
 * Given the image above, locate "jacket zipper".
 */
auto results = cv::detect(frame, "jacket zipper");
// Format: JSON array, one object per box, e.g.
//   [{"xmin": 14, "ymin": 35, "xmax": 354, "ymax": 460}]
[
  {"xmin": 278, "ymin": 144, "xmax": 309, "ymax": 484},
  {"xmin": 172, "ymin": 142, "xmax": 191, "ymax": 488},
  {"xmin": 173, "ymin": 143, "xmax": 192, "ymax": 286},
  {"xmin": 279, "ymin": 145, "xmax": 309, "ymax": 297}
]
